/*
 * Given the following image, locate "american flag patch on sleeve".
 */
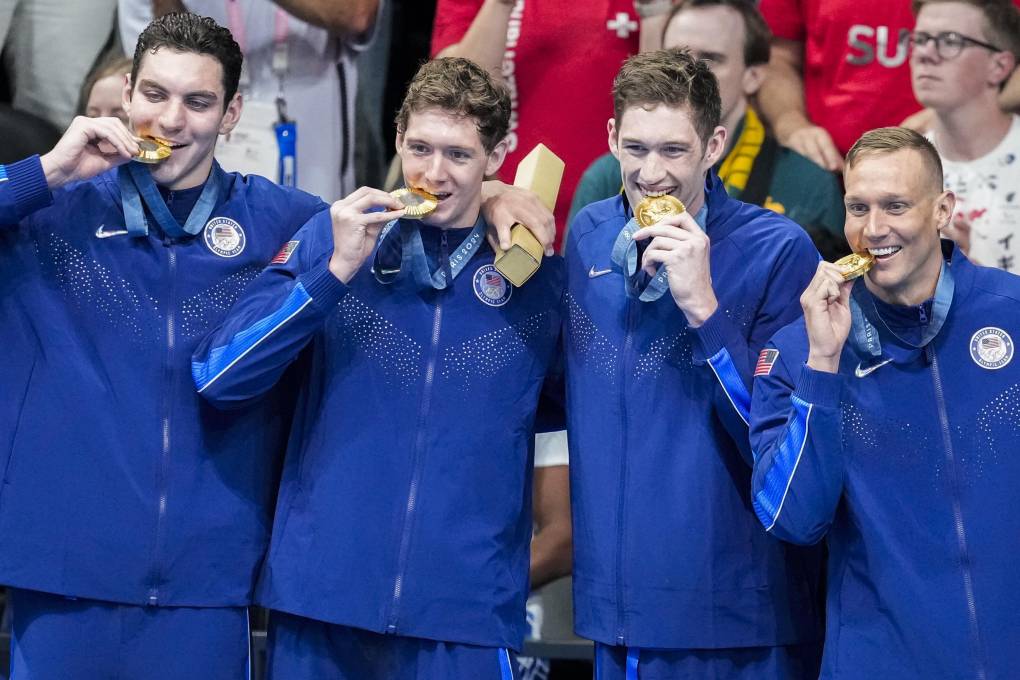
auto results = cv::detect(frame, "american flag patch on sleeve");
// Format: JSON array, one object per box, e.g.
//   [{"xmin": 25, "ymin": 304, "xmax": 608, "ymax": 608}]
[
  {"xmin": 754, "ymin": 348, "xmax": 779, "ymax": 376},
  {"xmin": 270, "ymin": 240, "xmax": 299, "ymax": 265}
]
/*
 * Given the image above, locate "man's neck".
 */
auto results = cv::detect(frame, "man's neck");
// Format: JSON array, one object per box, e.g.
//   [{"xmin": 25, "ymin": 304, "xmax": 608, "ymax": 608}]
[{"xmin": 933, "ymin": 96, "xmax": 1012, "ymax": 162}]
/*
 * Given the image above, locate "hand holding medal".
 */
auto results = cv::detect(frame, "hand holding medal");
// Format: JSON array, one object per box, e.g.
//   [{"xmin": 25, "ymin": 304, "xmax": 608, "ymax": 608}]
[
  {"xmin": 327, "ymin": 186, "xmax": 407, "ymax": 283},
  {"xmin": 801, "ymin": 261, "xmax": 856, "ymax": 372},
  {"xmin": 40, "ymin": 116, "xmax": 141, "ymax": 189},
  {"xmin": 631, "ymin": 195, "xmax": 718, "ymax": 326}
]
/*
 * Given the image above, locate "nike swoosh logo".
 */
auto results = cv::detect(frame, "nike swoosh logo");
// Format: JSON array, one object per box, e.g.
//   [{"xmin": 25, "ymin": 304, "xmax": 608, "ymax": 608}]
[
  {"xmin": 95, "ymin": 225, "xmax": 129, "ymax": 239},
  {"xmin": 588, "ymin": 265, "xmax": 612, "ymax": 278},
  {"xmin": 855, "ymin": 358, "xmax": 893, "ymax": 378}
]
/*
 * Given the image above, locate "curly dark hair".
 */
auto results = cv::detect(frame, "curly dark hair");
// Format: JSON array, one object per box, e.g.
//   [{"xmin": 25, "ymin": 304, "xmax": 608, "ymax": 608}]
[
  {"xmin": 131, "ymin": 12, "xmax": 243, "ymax": 109},
  {"xmin": 612, "ymin": 48, "xmax": 721, "ymax": 148},
  {"xmin": 395, "ymin": 57, "xmax": 511, "ymax": 152}
]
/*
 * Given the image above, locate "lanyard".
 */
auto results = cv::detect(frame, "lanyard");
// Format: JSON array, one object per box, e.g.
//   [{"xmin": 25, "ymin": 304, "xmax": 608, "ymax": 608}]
[
  {"xmin": 610, "ymin": 201, "xmax": 708, "ymax": 302},
  {"xmin": 849, "ymin": 259, "xmax": 954, "ymax": 359},
  {"xmin": 373, "ymin": 218, "xmax": 487, "ymax": 290},
  {"xmin": 119, "ymin": 162, "xmax": 225, "ymax": 239}
]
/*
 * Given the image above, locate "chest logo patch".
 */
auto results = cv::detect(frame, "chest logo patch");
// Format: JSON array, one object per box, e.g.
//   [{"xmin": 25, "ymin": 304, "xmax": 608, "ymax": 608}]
[
  {"xmin": 204, "ymin": 217, "xmax": 246, "ymax": 258},
  {"xmin": 970, "ymin": 327, "xmax": 1013, "ymax": 370},
  {"xmin": 473, "ymin": 264, "xmax": 512, "ymax": 307}
]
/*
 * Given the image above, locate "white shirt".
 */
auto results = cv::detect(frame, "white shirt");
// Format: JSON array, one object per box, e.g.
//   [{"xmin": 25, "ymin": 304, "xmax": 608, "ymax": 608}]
[{"xmin": 936, "ymin": 115, "xmax": 1020, "ymax": 273}]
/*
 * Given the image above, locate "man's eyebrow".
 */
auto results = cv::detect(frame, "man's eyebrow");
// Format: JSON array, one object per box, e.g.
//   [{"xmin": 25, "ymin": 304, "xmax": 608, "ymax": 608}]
[{"xmin": 136, "ymin": 79, "xmax": 219, "ymax": 100}]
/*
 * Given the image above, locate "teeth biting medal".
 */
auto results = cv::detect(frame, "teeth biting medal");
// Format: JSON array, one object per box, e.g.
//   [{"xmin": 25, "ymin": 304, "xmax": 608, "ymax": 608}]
[
  {"xmin": 834, "ymin": 252, "xmax": 875, "ymax": 281},
  {"xmin": 134, "ymin": 136, "xmax": 172, "ymax": 164},
  {"xmin": 635, "ymin": 194, "xmax": 686, "ymax": 227},
  {"xmin": 391, "ymin": 187, "xmax": 439, "ymax": 219}
]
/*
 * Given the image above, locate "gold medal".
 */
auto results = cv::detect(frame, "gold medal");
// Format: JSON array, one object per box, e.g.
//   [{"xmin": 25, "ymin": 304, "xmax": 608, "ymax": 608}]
[
  {"xmin": 391, "ymin": 187, "xmax": 438, "ymax": 219},
  {"xmin": 834, "ymin": 252, "xmax": 875, "ymax": 281},
  {"xmin": 134, "ymin": 136, "xmax": 172, "ymax": 164},
  {"xmin": 635, "ymin": 195, "xmax": 686, "ymax": 228}
]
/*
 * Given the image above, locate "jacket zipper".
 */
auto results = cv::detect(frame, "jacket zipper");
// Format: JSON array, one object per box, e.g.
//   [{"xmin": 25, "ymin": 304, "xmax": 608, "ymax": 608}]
[
  {"xmin": 615, "ymin": 299, "xmax": 638, "ymax": 645},
  {"xmin": 387, "ymin": 232, "xmax": 447, "ymax": 632},
  {"xmin": 148, "ymin": 241, "xmax": 177, "ymax": 605},
  {"xmin": 928, "ymin": 345, "xmax": 986, "ymax": 679}
]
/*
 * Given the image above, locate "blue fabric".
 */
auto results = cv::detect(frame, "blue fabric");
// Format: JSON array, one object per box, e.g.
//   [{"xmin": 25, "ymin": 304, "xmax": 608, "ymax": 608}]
[
  {"xmin": 706, "ymin": 347, "xmax": 752, "ymax": 425},
  {"xmin": 8, "ymin": 588, "xmax": 249, "ymax": 680},
  {"xmin": 564, "ymin": 173, "xmax": 823, "ymax": 649},
  {"xmin": 266, "ymin": 611, "xmax": 517, "ymax": 680},
  {"xmin": 593, "ymin": 642, "xmax": 821, "ymax": 680},
  {"xmin": 119, "ymin": 161, "xmax": 226, "ymax": 238},
  {"xmin": 193, "ymin": 282, "xmax": 313, "ymax": 392},
  {"xmin": 0, "ymin": 156, "xmax": 328, "ymax": 606},
  {"xmin": 750, "ymin": 243, "xmax": 1020, "ymax": 677},
  {"xmin": 194, "ymin": 215, "xmax": 565, "ymax": 649},
  {"xmin": 752, "ymin": 395, "xmax": 811, "ymax": 528}
]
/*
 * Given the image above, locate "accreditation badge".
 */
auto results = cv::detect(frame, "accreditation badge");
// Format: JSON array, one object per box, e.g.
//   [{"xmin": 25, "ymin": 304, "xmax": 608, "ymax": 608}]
[{"xmin": 215, "ymin": 100, "xmax": 279, "ymax": 181}]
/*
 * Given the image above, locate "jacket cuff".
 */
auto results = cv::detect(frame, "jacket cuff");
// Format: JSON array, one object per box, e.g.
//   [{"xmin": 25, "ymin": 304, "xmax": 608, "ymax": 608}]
[
  {"xmin": 299, "ymin": 262, "xmax": 348, "ymax": 309},
  {"xmin": 794, "ymin": 364, "xmax": 844, "ymax": 409},
  {"xmin": 690, "ymin": 308, "xmax": 736, "ymax": 364},
  {"xmin": 4, "ymin": 156, "xmax": 52, "ymax": 215}
]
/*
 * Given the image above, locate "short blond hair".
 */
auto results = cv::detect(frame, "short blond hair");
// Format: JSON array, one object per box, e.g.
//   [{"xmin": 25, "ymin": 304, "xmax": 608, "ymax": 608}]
[{"xmin": 845, "ymin": 127, "xmax": 944, "ymax": 192}]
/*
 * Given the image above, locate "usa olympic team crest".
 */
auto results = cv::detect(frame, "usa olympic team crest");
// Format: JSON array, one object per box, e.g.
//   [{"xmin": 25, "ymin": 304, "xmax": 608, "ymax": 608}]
[
  {"xmin": 969, "ymin": 327, "xmax": 1014, "ymax": 370},
  {"xmin": 473, "ymin": 264, "xmax": 512, "ymax": 307},
  {"xmin": 203, "ymin": 217, "xmax": 246, "ymax": 258}
]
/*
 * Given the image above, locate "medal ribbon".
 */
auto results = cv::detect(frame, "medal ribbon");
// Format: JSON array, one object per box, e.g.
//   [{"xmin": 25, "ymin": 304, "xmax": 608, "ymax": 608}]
[
  {"xmin": 610, "ymin": 202, "xmax": 708, "ymax": 302},
  {"xmin": 849, "ymin": 259, "xmax": 954, "ymax": 360},
  {"xmin": 373, "ymin": 217, "xmax": 487, "ymax": 290},
  {"xmin": 119, "ymin": 161, "xmax": 226, "ymax": 239}
]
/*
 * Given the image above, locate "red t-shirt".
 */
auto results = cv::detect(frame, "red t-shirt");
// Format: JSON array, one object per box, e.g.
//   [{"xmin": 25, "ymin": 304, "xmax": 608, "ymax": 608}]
[
  {"xmin": 760, "ymin": 0, "xmax": 921, "ymax": 155},
  {"xmin": 432, "ymin": 0, "xmax": 640, "ymax": 248}
]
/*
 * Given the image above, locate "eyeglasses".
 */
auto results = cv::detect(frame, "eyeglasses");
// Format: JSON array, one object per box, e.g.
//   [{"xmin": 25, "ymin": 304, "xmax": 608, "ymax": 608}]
[{"xmin": 907, "ymin": 31, "xmax": 1004, "ymax": 60}]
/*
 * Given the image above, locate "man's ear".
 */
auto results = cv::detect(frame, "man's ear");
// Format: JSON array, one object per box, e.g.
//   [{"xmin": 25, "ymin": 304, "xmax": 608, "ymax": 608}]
[
  {"xmin": 607, "ymin": 118, "xmax": 620, "ymax": 159},
  {"xmin": 485, "ymin": 137, "xmax": 510, "ymax": 176},
  {"xmin": 217, "ymin": 92, "xmax": 243, "ymax": 135},
  {"xmin": 742, "ymin": 63, "xmax": 766, "ymax": 97},
  {"xmin": 989, "ymin": 51, "xmax": 1017, "ymax": 89},
  {"xmin": 701, "ymin": 125, "xmax": 728, "ymax": 169},
  {"xmin": 934, "ymin": 189, "xmax": 956, "ymax": 232},
  {"xmin": 122, "ymin": 75, "xmax": 134, "ymax": 117}
]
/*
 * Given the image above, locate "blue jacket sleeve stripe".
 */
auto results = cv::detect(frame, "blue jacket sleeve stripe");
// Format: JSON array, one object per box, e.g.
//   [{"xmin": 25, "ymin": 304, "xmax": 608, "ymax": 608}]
[
  {"xmin": 192, "ymin": 282, "xmax": 314, "ymax": 393},
  {"xmin": 499, "ymin": 648, "xmax": 514, "ymax": 680},
  {"xmin": 706, "ymin": 347, "xmax": 750, "ymax": 425},
  {"xmin": 752, "ymin": 395, "xmax": 812, "ymax": 531},
  {"xmin": 0, "ymin": 165, "xmax": 8, "ymax": 181}
]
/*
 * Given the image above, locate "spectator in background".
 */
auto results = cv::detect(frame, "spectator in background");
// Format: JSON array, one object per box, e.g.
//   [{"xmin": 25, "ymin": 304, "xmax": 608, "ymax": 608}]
[
  {"xmin": 910, "ymin": 0, "xmax": 1020, "ymax": 273},
  {"xmin": 79, "ymin": 55, "xmax": 133, "ymax": 125},
  {"xmin": 571, "ymin": 0, "xmax": 848, "ymax": 258},
  {"xmin": 120, "ymin": 0, "xmax": 382, "ymax": 202},
  {"xmin": 431, "ymin": 0, "xmax": 671, "ymax": 250},
  {"xmin": 756, "ymin": 0, "xmax": 922, "ymax": 171},
  {"xmin": 0, "ymin": 0, "xmax": 117, "ymax": 130}
]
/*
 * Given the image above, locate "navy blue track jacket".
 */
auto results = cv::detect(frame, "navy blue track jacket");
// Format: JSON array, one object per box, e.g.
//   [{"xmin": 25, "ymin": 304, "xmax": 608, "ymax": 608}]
[
  {"xmin": 564, "ymin": 173, "xmax": 822, "ymax": 649},
  {"xmin": 0, "ymin": 157, "xmax": 326, "ymax": 606},
  {"xmin": 751, "ymin": 243, "xmax": 1020, "ymax": 678},
  {"xmin": 193, "ymin": 215, "xmax": 564, "ymax": 650}
]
